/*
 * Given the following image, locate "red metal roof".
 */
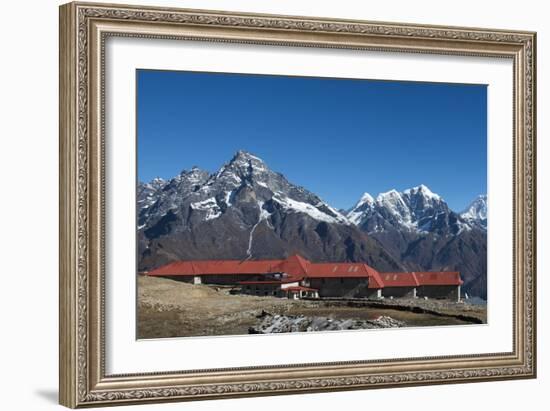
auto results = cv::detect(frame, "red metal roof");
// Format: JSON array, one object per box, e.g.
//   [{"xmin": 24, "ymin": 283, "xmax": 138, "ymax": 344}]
[
  {"xmin": 147, "ymin": 255, "xmax": 310, "ymax": 278},
  {"xmin": 147, "ymin": 259, "xmax": 285, "ymax": 276},
  {"xmin": 306, "ymin": 263, "xmax": 369, "ymax": 278},
  {"xmin": 379, "ymin": 271, "xmax": 462, "ymax": 287},
  {"xmin": 368, "ymin": 270, "xmax": 385, "ymax": 289},
  {"xmin": 381, "ymin": 272, "xmax": 420, "ymax": 287},
  {"xmin": 414, "ymin": 271, "xmax": 463, "ymax": 286},
  {"xmin": 272, "ymin": 254, "xmax": 310, "ymax": 277},
  {"xmin": 146, "ymin": 255, "xmax": 462, "ymax": 289}
]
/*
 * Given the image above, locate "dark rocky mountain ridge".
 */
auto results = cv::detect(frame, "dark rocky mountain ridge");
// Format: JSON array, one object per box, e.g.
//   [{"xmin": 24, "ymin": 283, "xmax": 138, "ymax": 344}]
[{"xmin": 137, "ymin": 151, "xmax": 402, "ymax": 273}]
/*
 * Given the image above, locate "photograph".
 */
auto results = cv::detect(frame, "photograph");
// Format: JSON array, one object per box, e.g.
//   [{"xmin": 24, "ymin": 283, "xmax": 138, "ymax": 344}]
[{"xmin": 136, "ymin": 70, "xmax": 488, "ymax": 338}]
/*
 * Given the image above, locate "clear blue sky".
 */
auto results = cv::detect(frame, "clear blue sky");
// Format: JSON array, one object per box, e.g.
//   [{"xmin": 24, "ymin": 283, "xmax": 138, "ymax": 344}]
[{"xmin": 137, "ymin": 70, "xmax": 487, "ymax": 211}]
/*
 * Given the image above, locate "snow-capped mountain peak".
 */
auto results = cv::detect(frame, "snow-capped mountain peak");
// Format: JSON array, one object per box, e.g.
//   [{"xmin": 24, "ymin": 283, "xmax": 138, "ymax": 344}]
[
  {"xmin": 232, "ymin": 149, "xmax": 265, "ymax": 163},
  {"xmin": 137, "ymin": 177, "xmax": 167, "ymax": 211},
  {"xmin": 138, "ymin": 151, "xmax": 351, "ymax": 229},
  {"xmin": 460, "ymin": 194, "xmax": 487, "ymax": 229},
  {"xmin": 347, "ymin": 192, "xmax": 373, "ymax": 226},
  {"xmin": 226, "ymin": 150, "xmax": 268, "ymax": 174},
  {"xmin": 208, "ymin": 150, "xmax": 271, "ymax": 189},
  {"xmin": 376, "ymin": 189, "xmax": 413, "ymax": 224},
  {"xmin": 352, "ymin": 192, "xmax": 374, "ymax": 209},
  {"xmin": 177, "ymin": 167, "xmax": 209, "ymax": 183},
  {"xmin": 403, "ymin": 184, "xmax": 441, "ymax": 201},
  {"xmin": 376, "ymin": 189, "xmax": 401, "ymax": 202},
  {"xmin": 149, "ymin": 177, "xmax": 166, "ymax": 188},
  {"xmin": 346, "ymin": 185, "xmax": 477, "ymax": 235}
]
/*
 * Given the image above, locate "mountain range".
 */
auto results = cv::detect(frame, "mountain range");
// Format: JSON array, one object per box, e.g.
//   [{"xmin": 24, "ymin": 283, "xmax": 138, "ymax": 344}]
[
  {"xmin": 137, "ymin": 151, "xmax": 487, "ymax": 298},
  {"xmin": 346, "ymin": 187, "xmax": 487, "ymax": 298}
]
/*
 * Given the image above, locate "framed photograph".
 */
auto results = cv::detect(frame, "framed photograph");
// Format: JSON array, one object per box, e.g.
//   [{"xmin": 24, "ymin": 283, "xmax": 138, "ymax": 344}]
[{"xmin": 59, "ymin": 2, "xmax": 537, "ymax": 408}]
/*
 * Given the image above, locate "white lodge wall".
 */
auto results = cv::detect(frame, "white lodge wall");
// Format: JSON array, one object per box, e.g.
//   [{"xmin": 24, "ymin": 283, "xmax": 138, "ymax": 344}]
[
  {"xmin": 383, "ymin": 286, "xmax": 417, "ymax": 299},
  {"xmin": 417, "ymin": 285, "xmax": 461, "ymax": 301}
]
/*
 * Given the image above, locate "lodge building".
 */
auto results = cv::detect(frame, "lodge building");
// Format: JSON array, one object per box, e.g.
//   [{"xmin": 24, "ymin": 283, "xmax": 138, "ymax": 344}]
[{"xmin": 146, "ymin": 254, "xmax": 463, "ymax": 301}]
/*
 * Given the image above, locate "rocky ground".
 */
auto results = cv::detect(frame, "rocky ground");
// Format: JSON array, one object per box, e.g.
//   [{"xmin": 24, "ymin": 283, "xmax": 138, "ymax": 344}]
[
  {"xmin": 138, "ymin": 276, "xmax": 486, "ymax": 339},
  {"xmin": 249, "ymin": 312, "xmax": 405, "ymax": 334}
]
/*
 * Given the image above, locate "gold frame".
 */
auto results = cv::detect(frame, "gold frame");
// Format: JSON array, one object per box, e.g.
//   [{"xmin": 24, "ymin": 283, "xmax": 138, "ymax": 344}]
[{"xmin": 59, "ymin": 2, "xmax": 537, "ymax": 408}]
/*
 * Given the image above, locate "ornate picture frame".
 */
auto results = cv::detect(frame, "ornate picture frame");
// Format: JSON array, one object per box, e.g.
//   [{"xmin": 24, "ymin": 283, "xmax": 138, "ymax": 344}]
[{"xmin": 59, "ymin": 1, "xmax": 536, "ymax": 408}]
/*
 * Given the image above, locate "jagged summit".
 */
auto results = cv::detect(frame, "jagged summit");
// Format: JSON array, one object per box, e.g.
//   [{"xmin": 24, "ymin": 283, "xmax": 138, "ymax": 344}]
[
  {"xmin": 347, "ymin": 185, "xmax": 470, "ymax": 234},
  {"xmin": 376, "ymin": 189, "xmax": 401, "ymax": 202},
  {"xmin": 150, "ymin": 176, "xmax": 166, "ymax": 184},
  {"xmin": 231, "ymin": 149, "xmax": 262, "ymax": 161},
  {"xmin": 353, "ymin": 192, "xmax": 375, "ymax": 209},
  {"xmin": 226, "ymin": 150, "xmax": 268, "ymax": 170},
  {"xmin": 403, "ymin": 184, "xmax": 441, "ymax": 200},
  {"xmin": 460, "ymin": 194, "xmax": 487, "ymax": 229},
  {"xmin": 226, "ymin": 150, "xmax": 267, "ymax": 171},
  {"xmin": 137, "ymin": 150, "xmax": 401, "ymax": 274},
  {"xmin": 212, "ymin": 150, "xmax": 271, "ymax": 186},
  {"xmin": 189, "ymin": 165, "xmax": 202, "ymax": 172},
  {"xmin": 138, "ymin": 150, "xmax": 351, "ymax": 233},
  {"xmin": 178, "ymin": 166, "xmax": 209, "ymax": 181}
]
